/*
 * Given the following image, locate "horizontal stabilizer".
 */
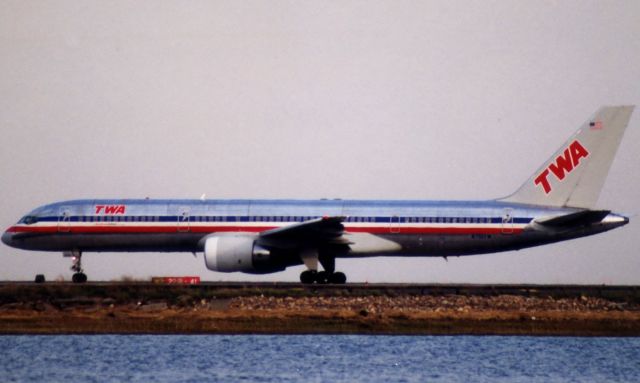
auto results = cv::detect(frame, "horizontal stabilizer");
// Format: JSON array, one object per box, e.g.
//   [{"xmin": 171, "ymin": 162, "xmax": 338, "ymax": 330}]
[{"xmin": 534, "ymin": 210, "xmax": 610, "ymax": 228}]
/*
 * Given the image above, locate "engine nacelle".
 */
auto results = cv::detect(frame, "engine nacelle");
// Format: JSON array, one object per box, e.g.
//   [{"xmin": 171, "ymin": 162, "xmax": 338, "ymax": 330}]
[{"xmin": 203, "ymin": 235, "xmax": 283, "ymax": 273}]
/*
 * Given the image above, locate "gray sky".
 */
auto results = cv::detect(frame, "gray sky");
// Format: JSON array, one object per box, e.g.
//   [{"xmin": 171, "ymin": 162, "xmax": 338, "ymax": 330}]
[{"xmin": 1, "ymin": 1, "xmax": 639, "ymax": 283}]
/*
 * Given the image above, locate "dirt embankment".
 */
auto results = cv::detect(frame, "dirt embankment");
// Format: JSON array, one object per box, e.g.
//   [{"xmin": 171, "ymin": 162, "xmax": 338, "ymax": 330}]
[{"xmin": 1, "ymin": 283, "xmax": 639, "ymax": 336}]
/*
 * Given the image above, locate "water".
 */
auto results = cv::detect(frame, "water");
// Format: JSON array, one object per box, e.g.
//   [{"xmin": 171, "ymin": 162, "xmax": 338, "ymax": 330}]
[{"xmin": 1, "ymin": 335, "xmax": 639, "ymax": 382}]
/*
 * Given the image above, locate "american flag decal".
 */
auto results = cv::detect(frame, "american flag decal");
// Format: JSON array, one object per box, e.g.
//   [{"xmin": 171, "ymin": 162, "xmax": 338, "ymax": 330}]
[{"xmin": 589, "ymin": 121, "xmax": 603, "ymax": 130}]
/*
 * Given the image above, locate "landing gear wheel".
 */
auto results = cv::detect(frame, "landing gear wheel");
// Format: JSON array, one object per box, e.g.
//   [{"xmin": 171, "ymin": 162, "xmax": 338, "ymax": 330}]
[
  {"xmin": 72, "ymin": 273, "xmax": 87, "ymax": 283},
  {"xmin": 329, "ymin": 272, "xmax": 347, "ymax": 284},
  {"xmin": 300, "ymin": 270, "xmax": 317, "ymax": 284},
  {"xmin": 316, "ymin": 271, "xmax": 330, "ymax": 284}
]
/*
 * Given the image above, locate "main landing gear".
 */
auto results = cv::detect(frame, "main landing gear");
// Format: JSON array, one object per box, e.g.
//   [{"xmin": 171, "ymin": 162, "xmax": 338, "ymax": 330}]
[
  {"xmin": 298, "ymin": 249, "xmax": 347, "ymax": 285},
  {"xmin": 300, "ymin": 270, "xmax": 347, "ymax": 284},
  {"xmin": 64, "ymin": 251, "xmax": 87, "ymax": 283}
]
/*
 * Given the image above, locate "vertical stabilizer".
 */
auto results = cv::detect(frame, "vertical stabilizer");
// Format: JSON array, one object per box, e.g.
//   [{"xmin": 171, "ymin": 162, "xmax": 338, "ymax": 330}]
[{"xmin": 500, "ymin": 106, "xmax": 634, "ymax": 208}]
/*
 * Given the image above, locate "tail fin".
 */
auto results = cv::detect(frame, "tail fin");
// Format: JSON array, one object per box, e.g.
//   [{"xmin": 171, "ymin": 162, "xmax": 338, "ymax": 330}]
[{"xmin": 500, "ymin": 105, "xmax": 634, "ymax": 208}]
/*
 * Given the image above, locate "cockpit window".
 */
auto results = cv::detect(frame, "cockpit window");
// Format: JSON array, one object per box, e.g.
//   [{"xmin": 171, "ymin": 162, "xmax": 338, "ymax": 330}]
[{"xmin": 20, "ymin": 216, "xmax": 38, "ymax": 225}]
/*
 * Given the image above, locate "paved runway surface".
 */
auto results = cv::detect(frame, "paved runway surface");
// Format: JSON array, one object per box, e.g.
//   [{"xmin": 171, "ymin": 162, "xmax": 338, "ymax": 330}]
[{"xmin": 1, "ymin": 281, "xmax": 639, "ymax": 300}]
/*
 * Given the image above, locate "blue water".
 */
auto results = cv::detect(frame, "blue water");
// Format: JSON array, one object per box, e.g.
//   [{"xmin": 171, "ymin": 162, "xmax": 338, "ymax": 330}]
[{"xmin": 0, "ymin": 335, "xmax": 639, "ymax": 382}]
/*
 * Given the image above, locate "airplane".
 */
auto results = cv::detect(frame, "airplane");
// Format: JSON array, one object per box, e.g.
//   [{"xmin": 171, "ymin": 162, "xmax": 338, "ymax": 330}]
[{"xmin": 2, "ymin": 106, "xmax": 634, "ymax": 284}]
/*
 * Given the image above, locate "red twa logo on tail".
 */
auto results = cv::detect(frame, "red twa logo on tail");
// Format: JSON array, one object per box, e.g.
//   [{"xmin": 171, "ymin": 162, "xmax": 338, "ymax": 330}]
[{"xmin": 534, "ymin": 140, "xmax": 589, "ymax": 194}]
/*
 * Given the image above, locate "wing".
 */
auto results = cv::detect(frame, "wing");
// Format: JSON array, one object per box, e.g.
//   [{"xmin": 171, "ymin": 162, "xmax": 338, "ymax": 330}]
[{"xmin": 257, "ymin": 216, "xmax": 349, "ymax": 249}]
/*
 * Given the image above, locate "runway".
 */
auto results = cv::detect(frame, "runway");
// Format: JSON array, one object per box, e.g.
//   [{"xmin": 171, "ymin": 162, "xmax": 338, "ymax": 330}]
[{"xmin": 1, "ymin": 281, "xmax": 639, "ymax": 299}]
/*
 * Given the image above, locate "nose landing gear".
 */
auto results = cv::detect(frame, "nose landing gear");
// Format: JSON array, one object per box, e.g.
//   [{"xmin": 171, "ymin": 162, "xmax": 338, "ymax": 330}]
[{"xmin": 64, "ymin": 251, "xmax": 87, "ymax": 283}]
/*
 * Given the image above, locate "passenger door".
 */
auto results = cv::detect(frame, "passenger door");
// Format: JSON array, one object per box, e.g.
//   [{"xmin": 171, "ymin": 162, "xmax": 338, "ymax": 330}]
[
  {"xmin": 501, "ymin": 208, "xmax": 514, "ymax": 234},
  {"xmin": 58, "ymin": 207, "xmax": 71, "ymax": 233},
  {"xmin": 177, "ymin": 206, "xmax": 191, "ymax": 232},
  {"xmin": 390, "ymin": 215, "xmax": 401, "ymax": 233}
]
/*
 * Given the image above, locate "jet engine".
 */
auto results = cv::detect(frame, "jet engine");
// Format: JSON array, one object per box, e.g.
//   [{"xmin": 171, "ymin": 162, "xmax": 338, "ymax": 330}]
[{"xmin": 203, "ymin": 235, "xmax": 285, "ymax": 274}]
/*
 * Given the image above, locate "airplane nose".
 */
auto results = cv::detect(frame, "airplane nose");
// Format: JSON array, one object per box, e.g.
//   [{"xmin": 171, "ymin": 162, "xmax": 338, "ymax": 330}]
[{"xmin": 1, "ymin": 231, "xmax": 13, "ymax": 247}]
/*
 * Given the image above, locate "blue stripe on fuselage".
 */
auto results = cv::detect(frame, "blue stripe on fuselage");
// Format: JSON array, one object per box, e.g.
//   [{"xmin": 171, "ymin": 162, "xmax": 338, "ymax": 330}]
[{"xmin": 31, "ymin": 215, "xmax": 533, "ymax": 224}]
